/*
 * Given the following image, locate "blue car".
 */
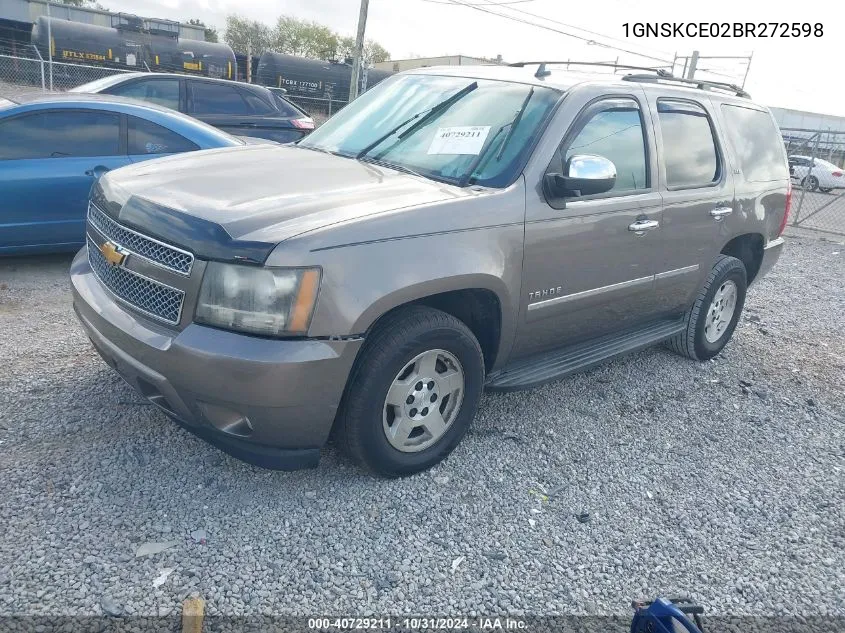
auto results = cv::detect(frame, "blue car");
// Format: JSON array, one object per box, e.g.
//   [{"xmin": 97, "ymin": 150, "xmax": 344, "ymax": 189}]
[{"xmin": 0, "ymin": 92, "xmax": 246, "ymax": 255}]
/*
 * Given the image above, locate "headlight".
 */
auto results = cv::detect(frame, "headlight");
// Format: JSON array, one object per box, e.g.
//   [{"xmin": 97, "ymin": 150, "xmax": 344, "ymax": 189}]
[{"xmin": 195, "ymin": 262, "xmax": 321, "ymax": 337}]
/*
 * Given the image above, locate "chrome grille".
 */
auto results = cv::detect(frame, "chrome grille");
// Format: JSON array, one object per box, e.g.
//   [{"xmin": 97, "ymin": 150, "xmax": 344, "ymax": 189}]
[
  {"xmin": 87, "ymin": 238, "xmax": 184, "ymax": 325},
  {"xmin": 88, "ymin": 203, "xmax": 194, "ymax": 275}
]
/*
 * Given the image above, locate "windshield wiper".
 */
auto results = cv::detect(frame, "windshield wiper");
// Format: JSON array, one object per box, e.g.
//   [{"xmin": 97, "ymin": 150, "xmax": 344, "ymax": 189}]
[
  {"xmin": 355, "ymin": 81, "xmax": 478, "ymax": 160},
  {"xmin": 358, "ymin": 155, "xmax": 426, "ymax": 180},
  {"xmin": 459, "ymin": 87, "xmax": 535, "ymax": 187}
]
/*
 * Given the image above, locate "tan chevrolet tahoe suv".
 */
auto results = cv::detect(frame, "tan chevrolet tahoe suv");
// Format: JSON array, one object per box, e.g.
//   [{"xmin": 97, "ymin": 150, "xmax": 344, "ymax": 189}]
[{"xmin": 71, "ymin": 62, "xmax": 790, "ymax": 476}]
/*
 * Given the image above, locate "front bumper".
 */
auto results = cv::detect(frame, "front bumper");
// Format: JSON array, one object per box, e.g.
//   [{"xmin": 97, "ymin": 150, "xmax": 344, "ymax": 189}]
[
  {"xmin": 70, "ymin": 248, "xmax": 363, "ymax": 470},
  {"xmin": 755, "ymin": 236, "xmax": 785, "ymax": 283}
]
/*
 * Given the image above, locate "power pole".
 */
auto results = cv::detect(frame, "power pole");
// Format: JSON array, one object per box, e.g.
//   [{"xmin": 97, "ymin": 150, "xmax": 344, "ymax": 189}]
[
  {"xmin": 46, "ymin": 0, "xmax": 53, "ymax": 91},
  {"xmin": 685, "ymin": 50, "xmax": 699, "ymax": 79},
  {"xmin": 348, "ymin": 0, "xmax": 370, "ymax": 102}
]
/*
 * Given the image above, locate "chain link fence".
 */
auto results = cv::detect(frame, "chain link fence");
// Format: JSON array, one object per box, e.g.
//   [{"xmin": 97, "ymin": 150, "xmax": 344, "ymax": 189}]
[
  {"xmin": 283, "ymin": 94, "xmax": 347, "ymax": 126},
  {"xmin": 0, "ymin": 47, "xmax": 134, "ymax": 95},
  {"xmin": 783, "ymin": 129, "xmax": 845, "ymax": 236}
]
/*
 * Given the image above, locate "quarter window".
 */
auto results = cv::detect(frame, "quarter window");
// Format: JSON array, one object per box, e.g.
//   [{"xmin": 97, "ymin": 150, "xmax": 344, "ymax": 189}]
[
  {"xmin": 560, "ymin": 101, "xmax": 649, "ymax": 193},
  {"xmin": 0, "ymin": 110, "xmax": 120, "ymax": 160},
  {"xmin": 658, "ymin": 100, "xmax": 720, "ymax": 188},
  {"xmin": 721, "ymin": 105, "xmax": 788, "ymax": 182},
  {"xmin": 127, "ymin": 116, "xmax": 199, "ymax": 155}
]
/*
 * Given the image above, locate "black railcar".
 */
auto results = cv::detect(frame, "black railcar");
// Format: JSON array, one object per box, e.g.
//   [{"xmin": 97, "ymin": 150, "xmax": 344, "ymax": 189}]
[
  {"xmin": 31, "ymin": 15, "xmax": 236, "ymax": 79},
  {"xmin": 256, "ymin": 51, "xmax": 392, "ymax": 102}
]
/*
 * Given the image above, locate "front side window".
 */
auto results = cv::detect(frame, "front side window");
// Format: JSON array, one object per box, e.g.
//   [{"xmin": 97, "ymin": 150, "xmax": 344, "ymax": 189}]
[
  {"xmin": 658, "ymin": 99, "xmax": 720, "ymax": 188},
  {"xmin": 127, "ymin": 116, "xmax": 199, "ymax": 155},
  {"xmin": 558, "ymin": 101, "xmax": 649, "ymax": 193},
  {"xmin": 299, "ymin": 74, "xmax": 561, "ymax": 188},
  {"xmin": 0, "ymin": 110, "xmax": 120, "ymax": 160},
  {"xmin": 190, "ymin": 82, "xmax": 250, "ymax": 115},
  {"xmin": 109, "ymin": 79, "xmax": 180, "ymax": 111}
]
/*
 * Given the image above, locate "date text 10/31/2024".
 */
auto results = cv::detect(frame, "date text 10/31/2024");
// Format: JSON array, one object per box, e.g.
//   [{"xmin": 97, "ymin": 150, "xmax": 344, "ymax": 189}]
[{"xmin": 307, "ymin": 617, "xmax": 527, "ymax": 630}]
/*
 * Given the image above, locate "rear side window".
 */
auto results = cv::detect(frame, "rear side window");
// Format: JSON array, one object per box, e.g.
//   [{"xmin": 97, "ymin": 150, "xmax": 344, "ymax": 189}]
[
  {"xmin": 721, "ymin": 104, "xmax": 788, "ymax": 182},
  {"xmin": 658, "ymin": 100, "xmax": 719, "ymax": 188},
  {"xmin": 108, "ymin": 79, "xmax": 180, "ymax": 111},
  {"xmin": 127, "ymin": 116, "xmax": 199, "ymax": 155},
  {"xmin": 563, "ymin": 103, "xmax": 649, "ymax": 193},
  {"xmin": 191, "ymin": 82, "xmax": 249, "ymax": 115},
  {"xmin": 0, "ymin": 110, "xmax": 120, "ymax": 160}
]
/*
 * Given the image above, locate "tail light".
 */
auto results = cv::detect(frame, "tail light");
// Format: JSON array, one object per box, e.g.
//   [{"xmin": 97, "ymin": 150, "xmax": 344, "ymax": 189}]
[
  {"xmin": 833, "ymin": 171, "xmax": 843, "ymax": 177},
  {"xmin": 778, "ymin": 181, "xmax": 792, "ymax": 236},
  {"xmin": 291, "ymin": 117, "xmax": 315, "ymax": 130}
]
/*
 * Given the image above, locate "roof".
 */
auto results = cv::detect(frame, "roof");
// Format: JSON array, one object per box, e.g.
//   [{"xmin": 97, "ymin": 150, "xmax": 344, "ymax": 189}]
[
  {"xmin": 69, "ymin": 72, "xmax": 269, "ymax": 92},
  {"xmin": 404, "ymin": 64, "xmax": 755, "ymax": 104},
  {"xmin": 10, "ymin": 91, "xmax": 179, "ymax": 113}
]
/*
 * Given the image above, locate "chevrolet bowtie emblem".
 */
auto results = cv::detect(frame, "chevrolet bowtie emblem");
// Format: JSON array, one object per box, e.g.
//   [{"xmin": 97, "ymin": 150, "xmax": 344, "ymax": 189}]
[{"xmin": 99, "ymin": 241, "xmax": 126, "ymax": 267}]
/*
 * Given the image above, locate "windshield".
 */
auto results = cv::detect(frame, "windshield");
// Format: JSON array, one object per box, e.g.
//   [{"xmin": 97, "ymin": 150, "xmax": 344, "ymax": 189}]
[{"xmin": 299, "ymin": 74, "xmax": 561, "ymax": 187}]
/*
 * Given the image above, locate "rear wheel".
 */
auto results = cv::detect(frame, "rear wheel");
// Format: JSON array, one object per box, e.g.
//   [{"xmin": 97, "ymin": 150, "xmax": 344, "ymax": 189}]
[
  {"xmin": 819, "ymin": 186, "xmax": 833, "ymax": 194},
  {"xmin": 337, "ymin": 306, "xmax": 484, "ymax": 476},
  {"xmin": 667, "ymin": 255, "xmax": 747, "ymax": 361}
]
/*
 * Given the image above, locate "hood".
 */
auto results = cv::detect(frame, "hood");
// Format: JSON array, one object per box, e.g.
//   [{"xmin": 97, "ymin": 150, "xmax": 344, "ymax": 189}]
[{"xmin": 99, "ymin": 144, "xmax": 469, "ymax": 262}]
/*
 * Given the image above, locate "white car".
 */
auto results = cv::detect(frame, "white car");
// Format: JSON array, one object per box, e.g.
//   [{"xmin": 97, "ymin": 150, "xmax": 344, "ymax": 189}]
[{"xmin": 788, "ymin": 155, "xmax": 844, "ymax": 193}]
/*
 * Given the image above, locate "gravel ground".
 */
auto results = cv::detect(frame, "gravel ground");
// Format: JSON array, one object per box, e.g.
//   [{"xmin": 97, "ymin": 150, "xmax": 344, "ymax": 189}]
[{"xmin": 0, "ymin": 233, "xmax": 843, "ymax": 621}]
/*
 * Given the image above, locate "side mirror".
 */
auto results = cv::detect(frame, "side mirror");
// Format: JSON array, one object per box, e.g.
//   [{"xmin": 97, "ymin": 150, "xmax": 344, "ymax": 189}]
[{"xmin": 545, "ymin": 154, "xmax": 617, "ymax": 198}]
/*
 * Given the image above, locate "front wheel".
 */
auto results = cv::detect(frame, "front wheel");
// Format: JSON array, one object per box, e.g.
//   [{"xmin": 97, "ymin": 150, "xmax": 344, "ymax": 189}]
[
  {"xmin": 336, "ymin": 306, "xmax": 485, "ymax": 476},
  {"xmin": 667, "ymin": 255, "xmax": 747, "ymax": 361}
]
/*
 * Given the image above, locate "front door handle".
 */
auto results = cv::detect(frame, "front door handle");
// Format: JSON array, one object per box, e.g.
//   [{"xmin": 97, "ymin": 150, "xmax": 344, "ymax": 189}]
[
  {"xmin": 710, "ymin": 206, "xmax": 733, "ymax": 220},
  {"xmin": 628, "ymin": 219, "xmax": 660, "ymax": 234}
]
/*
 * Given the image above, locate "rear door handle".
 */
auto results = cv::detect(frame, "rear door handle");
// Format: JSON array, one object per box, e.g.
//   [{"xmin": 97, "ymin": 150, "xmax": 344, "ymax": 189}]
[
  {"xmin": 628, "ymin": 219, "xmax": 660, "ymax": 233},
  {"xmin": 710, "ymin": 206, "xmax": 733, "ymax": 220}
]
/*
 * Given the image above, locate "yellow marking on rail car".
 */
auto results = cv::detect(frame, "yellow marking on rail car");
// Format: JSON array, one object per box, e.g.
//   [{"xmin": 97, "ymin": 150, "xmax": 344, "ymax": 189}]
[{"xmin": 108, "ymin": 48, "xmax": 112, "ymax": 59}]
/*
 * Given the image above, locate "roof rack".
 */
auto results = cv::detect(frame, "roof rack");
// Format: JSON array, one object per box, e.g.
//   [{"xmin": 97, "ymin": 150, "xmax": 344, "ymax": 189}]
[
  {"xmin": 621, "ymin": 74, "xmax": 750, "ymax": 98},
  {"xmin": 508, "ymin": 60, "xmax": 672, "ymax": 78}
]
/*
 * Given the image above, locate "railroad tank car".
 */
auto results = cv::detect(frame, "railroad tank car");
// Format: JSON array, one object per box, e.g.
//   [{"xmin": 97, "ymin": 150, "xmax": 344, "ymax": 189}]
[
  {"xmin": 256, "ymin": 51, "xmax": 392, "ymax": 102},
  {"xmin": 31, "ymin": 16, "xmax": 236, "ymax": 79}
]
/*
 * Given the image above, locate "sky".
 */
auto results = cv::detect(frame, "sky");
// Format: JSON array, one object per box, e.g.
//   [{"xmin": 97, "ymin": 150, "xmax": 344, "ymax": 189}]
[{"xmin": 97, "ymin": 0, "xmax": 843, "ymax": 115}]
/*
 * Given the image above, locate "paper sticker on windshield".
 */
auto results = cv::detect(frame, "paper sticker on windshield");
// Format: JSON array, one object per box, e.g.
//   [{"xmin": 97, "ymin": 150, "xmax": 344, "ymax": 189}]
[{"xmin": 427, "ymin": 126, "xmax": 491, "ymax": 155}]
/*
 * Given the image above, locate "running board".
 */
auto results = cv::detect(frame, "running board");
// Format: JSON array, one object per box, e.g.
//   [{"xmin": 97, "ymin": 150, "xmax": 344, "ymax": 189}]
[{"xmin": 486, "ymin": 318, "xmax": 685, "ymax": 391}]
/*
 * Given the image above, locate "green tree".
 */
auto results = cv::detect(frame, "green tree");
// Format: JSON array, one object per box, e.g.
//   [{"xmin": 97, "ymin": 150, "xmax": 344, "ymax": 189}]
[
  {"xmin": 55, "ymin": 0, "xmax": 107, "ymax": 8},
  {"xmin": 188, "ymin": 19, "xmax": 219, "ymax": 44},
  {"xmin": 273, "ymin": 16, "xmax": 338, "ymax": 60},
  {"xmin": 224, "ymin": 14, "xmax": 272, "ymax": 55},
  {"xmin": 364, "ymin": 40, "xmax": 390, "ymax": 64}
]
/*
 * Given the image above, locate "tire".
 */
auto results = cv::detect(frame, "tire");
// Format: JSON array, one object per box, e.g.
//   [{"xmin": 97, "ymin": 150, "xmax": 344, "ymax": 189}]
[
  {"xmin": 336, "ymin": 305, "xmax": 485, "ymax": 477},
  {"xmin": 820, "ymin": 187, "xmax": 833, "ymax": 194},
  {"xmin": 801, "ymin": 175, "xmax": 819, "ymax": 191},
  {"xmin": 667, "ymin": 255, "xmax": 747, "ymax": 362}
]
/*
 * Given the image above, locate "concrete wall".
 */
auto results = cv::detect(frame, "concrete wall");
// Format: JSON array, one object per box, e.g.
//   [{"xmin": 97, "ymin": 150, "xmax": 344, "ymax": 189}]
[
  {"xmin": 374, "ymin": 55, "xmax": 499, "ymax": 73},
  {"xmin": 770, "ymin": 106, "xmax": 845, "ymax": 134}
]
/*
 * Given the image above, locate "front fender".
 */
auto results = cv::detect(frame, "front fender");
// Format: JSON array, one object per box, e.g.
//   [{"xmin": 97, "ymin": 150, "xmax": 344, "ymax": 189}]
[{"xmin": 265, "ymin": 183, "xmax": 527, "ymax": 370}]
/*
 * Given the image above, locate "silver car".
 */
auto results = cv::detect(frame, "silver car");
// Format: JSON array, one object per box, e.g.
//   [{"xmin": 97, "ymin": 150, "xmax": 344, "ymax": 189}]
[{"xmin": 71, "ymin": 63, "xmax": 789, "ymax": 476}]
